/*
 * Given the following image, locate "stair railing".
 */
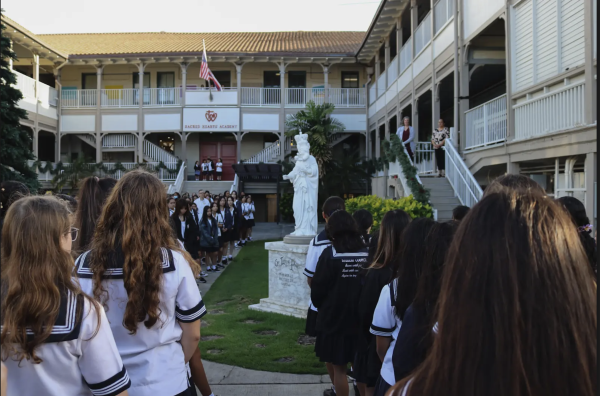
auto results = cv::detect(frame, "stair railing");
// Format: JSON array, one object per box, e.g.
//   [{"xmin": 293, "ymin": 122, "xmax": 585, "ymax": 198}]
[
  {"xmin": 444, "ymin": 135, "xmax": 483, "ymax": 207},
  {"xmin": 144, "ymin": 140, "xmax": 179, "ymax": 164},
  {"xmin": 167, "ymin": 162, "xmax": 186, "ymax": 194},
  {"xmin": 245, "ymin": 141, "xmax": 281, "ymax": 163}
]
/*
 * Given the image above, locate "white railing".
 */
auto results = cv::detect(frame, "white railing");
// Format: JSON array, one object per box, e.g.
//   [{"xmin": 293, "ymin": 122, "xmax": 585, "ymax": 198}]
[
  {"xmin": 186, "ymin": 86, "xmax": 237, "ymax": 91},
  {"xmin": 286, "ymin": 88, "xmax": 311, "ymax": 107},
  {"xmin": 144, "ymin": 140, "xmax": 179, "ymax": 164},
  {"xmin": 146, "ymin": 162, "xmax": 179, "ymax": 181},
  {"xmin": 514, "ymin": 82, "xmax": 585, "ymax": 140},
  {"xmin": 102, "ymin": 134, "xmax": 137, "ymax": 148},
  {"xmin": 98, "ymin": 163, "xmax": 139, "ymax": 180},
  {"xmin": 387, "ymin": 57, "xmax": 399, "ymax": 88},
  {"xmin": 465, "ymin": 94, "xmax": 507, "ymax": 150},
  {"xmin": 328, "ymin": 88, "xmax": 365, "ymax": 107},
  {"xmin": 61, "ymin": 89, "xmax": 97, "ymax": 108},
  {"xmin": 414, "ymin": 12, "xmax": 432, "ymax": 55},
  {"xmin": 15, "ymin": 71, "xmax": 36, "ymax": 99},
  {"xmin": 230, "ymin": 174, "xmax": 239, "ymax": 194},
  {"xmin": 434, "ymin": 0, "xmax": 453, "ymax": 34},
  {"xmin": 37, "ymin": 84, "xmax": 50, "ymax": 106},
  {"xmin": 167, "ymin": 163, "xmax": 187, "ymax": 194},
  {"xmin": 240, "ymin": 87, "xmax": 281, "ymax": 106},
  {"xmin": 445, "ymin": 136, "xmax": 483, "ymax": 207},
  {"xmin": 49, "ymin": 87, "xmax": 58, "ymax": 106},
  {"xmin": 28, "ymin": 160, "xmax": 55, "ymax": 182},
  {"xmin": 400, "ymin": 37, "xmax": 413, "ymax": 73},
  {"xmin": 101, "ymin": 89, "xmax": 139, "ymax": 107},
  {"xmin": 369, "ymin": 83, "xmax": 377, "ymax": 105},
  {"xmin": 414, "ymin": 142, "xmax": 436, "ymax": 175},
  {"xmin": 377, "ymin": 70, "xmax": 387, "ymax": 97},
  {"xmin": 246, "ymin": 141, "xmax": 281, "ymax": 163},
  {"xmin": 145, "ymin": 87, "xmax": 182, "ymax": 107}
]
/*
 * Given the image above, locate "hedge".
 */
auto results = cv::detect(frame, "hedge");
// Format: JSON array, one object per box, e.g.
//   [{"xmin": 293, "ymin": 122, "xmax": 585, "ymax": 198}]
[{"xmin": 345, "ymin": 195, "xmax": 433, "ymax": 232}]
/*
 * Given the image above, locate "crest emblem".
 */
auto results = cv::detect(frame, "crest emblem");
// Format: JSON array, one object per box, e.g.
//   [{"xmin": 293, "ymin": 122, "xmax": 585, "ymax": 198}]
[{"xmin": 205, "ymin": 110, "xmax": 218, "ymax": 122}]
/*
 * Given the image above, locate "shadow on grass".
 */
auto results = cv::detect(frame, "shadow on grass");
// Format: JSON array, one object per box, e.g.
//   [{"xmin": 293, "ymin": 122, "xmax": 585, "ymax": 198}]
[{"xmin": 198, "ymin": 240, "xmax": 326, "ymax": 375}]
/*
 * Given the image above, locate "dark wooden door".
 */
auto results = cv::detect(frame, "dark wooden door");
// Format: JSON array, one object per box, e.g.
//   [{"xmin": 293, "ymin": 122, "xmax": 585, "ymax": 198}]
[
  {"xmin": 220, "ymin": 142, "xmax": 237, "ymax": 181},
  {"xmin": 200, "ymin": 143, "xmax": 218, "ymax": 170}
]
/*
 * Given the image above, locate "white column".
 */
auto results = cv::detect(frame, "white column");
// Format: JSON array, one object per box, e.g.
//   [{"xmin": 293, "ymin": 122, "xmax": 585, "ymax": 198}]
[
  {"xmin": 374, "ymin": 53, "xmax": 380, "ymax": 97},
  {"xmin": 33, "ymin": 53, "xmax": 40, "ymax": 99},
  {"xmin": 138, "ymin": 133, "xmax": 146, "ymax": 163},
  {"xmin": 137, "ymin": 63, "xmax": 146, "ymax": 162},
  {"xmin": 323, "ymin": 65, "xmax": 329, "ymax": 104},
  {"xmin": 236, "ymin": 63, "xmax": 243, "ymax": 106},
  {"xmin": 95, "ymin": 66, "xmax": 103, "ymax": 152},
  {"xmin": 433, "ymin": 85, "xmax": 441, "ymax": 127},
  {"xmin": 583, "ymin": 0, "xmax": 596, "ymax": 124},
  {"xmin": 375, "ymin": 125, "xmax": 381, "ymax": 158},
  {"xmin": 180, "ymin": 63, "xmax": 188, "ymax": 106},
  {"xmin": 8, "ymin": 39, "xmax": 13, "ymax": 69},
  {"xmin": 584, "ymin": 153, "xmax": 596, "ymax": 225},
  {"xmin": 33, "ymin": 129, "xmax": 39, "ymax": 158},
  {"xmin": 278, "ymin": 63, "xmax": 286, "ymax": 159},
  {"xmin": 384, "ymin": 37, "xmax": 390, "ymax": 69},
  {"xmin": 95, "ymin": 133, "xmax": 102, "ymax": 163}
]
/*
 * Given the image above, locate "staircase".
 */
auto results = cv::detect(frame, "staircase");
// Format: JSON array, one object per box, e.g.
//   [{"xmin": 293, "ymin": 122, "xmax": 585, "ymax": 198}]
[
  {"xmin": 327, "ymin": 133, "xmax": 353, "ymax": 147},
  {"xmin": 182, "ymin": 181, "xmax": 235, "ymax": 195},
  {"xmin": 246, "ymin": 141, "xmax": 281, "ymax": 163},
  {"xmin": 73, "ymin": 133, "xmax": 178, "ymax": 164},
  {"xmin": 420, "ymin": 176, "xmax": 462, "ymax": 221}
]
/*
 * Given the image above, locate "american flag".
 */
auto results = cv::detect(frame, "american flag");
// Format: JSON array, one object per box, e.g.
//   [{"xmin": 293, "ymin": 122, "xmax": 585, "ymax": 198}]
[{"xmin": 200, "ymin": 41, "xmax": 222, "ymax": 91}]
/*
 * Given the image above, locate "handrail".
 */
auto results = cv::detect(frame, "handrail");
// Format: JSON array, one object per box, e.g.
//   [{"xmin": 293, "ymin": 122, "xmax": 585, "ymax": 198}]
[
  {"xmin": 230, "ymin": 174, "xmax": 239, "ymax": 194},
  {"xmin": 167, "ymin": 162, "xmax": 187, "ymax": 194},
  {"xmin": 444, "ymin": 136, "xmax": 483, "ymax": 207},
  {"xmin": 246, "ymin": 141, "xmax": 281, "ymax": 163}
]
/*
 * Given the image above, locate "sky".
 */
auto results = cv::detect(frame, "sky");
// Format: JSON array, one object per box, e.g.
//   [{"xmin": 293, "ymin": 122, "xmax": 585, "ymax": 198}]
[{"xmin": 3, "ymin": 0, "xmax": 381, "ymax": 34}]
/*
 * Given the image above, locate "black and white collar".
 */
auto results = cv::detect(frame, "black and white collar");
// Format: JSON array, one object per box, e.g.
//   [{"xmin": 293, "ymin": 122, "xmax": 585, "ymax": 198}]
[{"xmin": 76, "ymin": 247, "xmax": 175, "ymax": 279}]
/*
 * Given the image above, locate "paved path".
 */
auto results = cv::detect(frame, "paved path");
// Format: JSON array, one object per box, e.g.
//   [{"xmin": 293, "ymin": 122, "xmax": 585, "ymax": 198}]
[{"xmin": 197, "ymin": 224, "xmax": 351, "ymax": 396}]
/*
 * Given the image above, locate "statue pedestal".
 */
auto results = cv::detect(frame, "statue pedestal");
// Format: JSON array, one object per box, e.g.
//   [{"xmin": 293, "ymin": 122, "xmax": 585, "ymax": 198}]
[{"xmin": 248, "ymin": 241, "xmax": 312, "ymax": 319}]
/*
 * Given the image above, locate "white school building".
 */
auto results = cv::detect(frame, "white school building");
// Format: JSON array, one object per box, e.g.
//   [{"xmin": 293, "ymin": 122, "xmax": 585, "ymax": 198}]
[{"xmin": 4, "ymin": 0, "xmax": 597, "ymax": 223}]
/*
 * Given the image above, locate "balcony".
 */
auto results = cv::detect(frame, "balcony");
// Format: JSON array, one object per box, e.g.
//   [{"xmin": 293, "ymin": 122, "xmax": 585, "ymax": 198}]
[
  {"xmin": 14, "ymin": 70, "xmax": 58, "ymax": 114},
  {"xmin": 414, "ymin": 12, "xmax": 432, "ymax": 56},
  {"xmin": 514, "ymin": 82, "xmax": 585, "ymax": 140},
  {"xmin": 464, "ymin": 94, "xmax": 507, "ymax": 150}
]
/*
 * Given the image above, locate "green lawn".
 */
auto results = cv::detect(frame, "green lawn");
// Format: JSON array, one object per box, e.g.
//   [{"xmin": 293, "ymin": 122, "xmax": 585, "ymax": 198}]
[{"xmin": 198, "ymin": 240, "xmax": 327, "ymax": 375}]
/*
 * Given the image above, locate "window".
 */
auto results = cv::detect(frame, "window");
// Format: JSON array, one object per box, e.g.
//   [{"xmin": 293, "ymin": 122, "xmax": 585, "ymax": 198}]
[
  {"xmin": 263, "ymin": 71, "xmax": 280, "ymax": 88},
  {"xmin": 132, "ymin": 72, "xmax": 150, "ymax": 89},
  {"xmin": 157, "ymin": 72, "xmax": 175, "ymax": 88},
  {"xmin": 82, "ymin": 73, "xmax": 97, "ymax": 89},
  {"xmin": 288, "ymin": 71, "xmax": 306, "ymax": 88},
  {"xmin": 211, "ymin": 71, "xmax": 231, "ymax": 88},
  {"xmin": 342, "ymin": 72, "xmax": 359, "ymax": 88}
]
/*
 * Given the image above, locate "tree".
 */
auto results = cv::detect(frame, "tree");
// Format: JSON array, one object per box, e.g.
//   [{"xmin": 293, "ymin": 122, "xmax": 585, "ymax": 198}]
[
  {"xmin": 0, "ymin": 10, "xmax": 39, "ymax": 192},
  {"xmin": 52, "ymin": 156, "xmax": 96, "ymax": 192},
  {"xmin": 284, "ymin": 101, "xmax": 344, "ymax": 176}
]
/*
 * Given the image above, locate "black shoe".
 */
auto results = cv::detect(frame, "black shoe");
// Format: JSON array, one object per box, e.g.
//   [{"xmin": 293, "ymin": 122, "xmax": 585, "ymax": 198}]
[
  {"xmin": 213, "ymin": 267, "xmax": 220, "ymax": 272},
  {"xmin": 323, "ymin": 388, "xmax": 336, "ymax": 396},
  {"xmin": 217, "ymin": 264, "xmax": 225, "ymax": 269},
  {"xmin": 221, "ymin": 258, "xmax": 228, "ymax": 264},
  {"xmin": 198, "ymin": 277, "xmax": 207, "ymax": 284},
  {"xmin": 346, "ymin": 368, "xmax": 355, "ymax": 379},
  {"xmin": 207, "ymin": 268, "xmax": 213, "ymax": 272}
]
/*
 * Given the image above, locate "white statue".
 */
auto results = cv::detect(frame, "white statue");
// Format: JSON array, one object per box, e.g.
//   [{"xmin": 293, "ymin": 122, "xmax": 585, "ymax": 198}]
[{"xmin": 282, "ymin": 132, "xmax": 319, "ymax": 236}]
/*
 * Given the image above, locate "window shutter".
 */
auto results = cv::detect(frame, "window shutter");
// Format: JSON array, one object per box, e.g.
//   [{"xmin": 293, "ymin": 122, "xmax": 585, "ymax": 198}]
[
  {"xmin": 536, "ymin": 0, "xmax": 558, "ymax": 82},
  {"xmin": 561, "ymin": 0, "xmax": 585, "ymax": 71},
  {"xmin": 514, "ymin": 0, "xmax": 534, "ymax": 91}
]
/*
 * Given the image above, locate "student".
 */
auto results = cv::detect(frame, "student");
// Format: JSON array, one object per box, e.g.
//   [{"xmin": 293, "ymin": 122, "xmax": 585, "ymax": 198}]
[
  {"xmin": 388, "ymin": 191, "xmax": 597, "ymax": 396},
  {"xmin": 557, "ymin": 196, "xmax": 597, "ymax": 275},
  {"xmin": 194, "ymin": 161, "xmax": 201, "ymax": 181},
  {"xmin": 246, "ymin": 194, "xmax": 256, "ymax": 241},
  {"xmin": 311, "ymin": 210, "xmax": 368, "ymax": 396},
  {"xmin": 207, "ymin": 158, "xmax": 214, "ymax": 181},
  {"xmin": 190, "ymin": 203, "xmax": 201, "ymax": 227},
  {"xmin": 200, "ymin": 205, "xmax": 220, "ymax": 272},
  {"xmin": 74, "ymin": 176, "xmax": 117, "ymax": 253},
  {"xmin": 239, "ymin": 196, "xmax": 250, "ymax": 245},
  {"xmin": 76, "ymin": 170, "xmax": 205, "ymax": 396},
  {"xmin": 223, "ymin": 197, "xmax": 237, "ymax": 262},
  {"xmin": 483, "ymin": 173, "xmax": 545, "ymax": 197},
  {"xmin": 303, "ymin": 196, "xmax": 346, "ymax": 396},
  {"xmin": 1, "ymin": 196, "xmax": 131, "ymax": 396},
  {"xmin": 233, "ymin": 192, "xmax": 244, "ymax": 248},
  {"xmin": 370, "ymin": 218, "xmax": 435, "ymax": 396},
  {"xmin": 170, "ymin": 199, "xmax": 206, "ymax": 284},
  {"xmin": 201, "ymin": 160, "xmax": 208, "ymax": 181},
  {"xmin": 391, "ymin": 221, "xmax": 457, "ymax": 383},
  {"xmin": 55, "ymin": 193, "xmax": 78, "ymax": 212},
  {"xmin": 451, "ymin": 205, "xmax": 469, "ymax": 222},
  {"xmin": 352, "ymin": 209, "xmax": 374, "ymax": 244},
  {"xmin": 216, "ymin": 158, "xmax": 223, "ymax": 181},
  {"xmin": 211, "ymin": 202, "xmax": 226, "ymax": 269},
  {"xmin": 354, "ymin": 210, "xmax": 411, "ymax": 396},
  {"xmin": 168, "ymin": 197, "xmax": 177, "ymax": 217},
  {"xmin": 218, "ymin": 197, "xmax": 230, "ymax": 265},
  {"xmin": 0, "ymin": 180, "xmax": 29, "ymax": 221}
]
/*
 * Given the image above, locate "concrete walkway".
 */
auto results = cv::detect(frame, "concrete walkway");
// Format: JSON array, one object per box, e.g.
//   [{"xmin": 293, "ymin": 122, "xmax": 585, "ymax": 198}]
[{"xmin": 197, "ymin": 224, "xmax": 351, "ymax": 396}]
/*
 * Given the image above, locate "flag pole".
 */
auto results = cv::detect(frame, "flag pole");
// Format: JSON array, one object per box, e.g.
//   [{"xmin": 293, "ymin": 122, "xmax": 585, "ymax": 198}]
[{"xmin": 203, "ymin": 39, "xmax": 213, "ymax": 101}]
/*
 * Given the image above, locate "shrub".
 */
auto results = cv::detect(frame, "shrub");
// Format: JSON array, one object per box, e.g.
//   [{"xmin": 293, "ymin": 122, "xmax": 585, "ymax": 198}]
[
  {"xmin": 279, "ymin": 193, "xmax": 294, "ymax": 222},
  {"xmin": 345, "ymin": 195, "xmax": 433, "ymax": 232}
]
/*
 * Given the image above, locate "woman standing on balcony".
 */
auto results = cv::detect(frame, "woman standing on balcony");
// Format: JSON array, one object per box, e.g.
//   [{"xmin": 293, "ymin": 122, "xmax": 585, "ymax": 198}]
[
  {"xmin": 432, "ymin": 119, "xmax": 449, "ymax": 178},
  {"xmin": 194, "ymin": 161, "xmax": 201, "ymax": 181},
  {"xmin": 396, "ymin": 116, "xmax": 415, "ymax": 161}
]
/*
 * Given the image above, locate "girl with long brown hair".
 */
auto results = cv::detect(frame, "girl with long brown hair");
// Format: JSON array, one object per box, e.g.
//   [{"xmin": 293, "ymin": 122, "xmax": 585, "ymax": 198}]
[
  {"xmin": 354, "ymin": 209, "xmax": 411, "ymax": 396},
  {"xmin": 388, "ymin": 191, "xmax": 597, "ymax": 396},
  {"xmin": 74, "ymin": 176, "xmax": 117, "ymax": 253},
  {"xmin": 75, "ymin": 170, "xmax": 205, "ymax": 396},
  {"xmin": 1, "ymin": 196, "xmax": 130, "ymax": 396}
]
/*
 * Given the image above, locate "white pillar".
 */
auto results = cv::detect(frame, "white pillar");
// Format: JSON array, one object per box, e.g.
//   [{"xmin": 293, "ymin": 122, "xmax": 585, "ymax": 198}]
[
  {"xmin": 180, "ymin": 63, "xmax": 188, "ymax": 106},
  {"xmin": 583, "ymin": 0, "xmax": 596, "ymax": 124},
  {"xmin": 384, "ymin": 37, "xmax": 390, "ymax": 69},
  {"xmin": 137, "ymin": 63, "xmax": 146, "ymax": 162},
  {"xmin": 33, "ymin": 129, "xmax": 39, "ymax": 158},
  {"xmin": 138, "ymin": 133, "xmax": 145, "ymax": 163},
  {"xmin": 95, "ymin": 133, "xmax": 102, "ymax": 163},
  {"xmin": 236, "ymin": 63, "xmax": 243, "ymax": 106},
  {"xmin": 95, "ymin": 66, "xmax": 103, "ymax": 155},
  {"xmin": 33, "ymin": 53, "xmax": 40, "ymax": 98},
  {"xmin": 323, "ymin": 65, "xmax": 329, "ymax": 103},
  {"xmin": 374, "ymin": 53, "xmax": 380, "ymax": 97},
  {"xmin": 584, "ymin": 153, "xmax": 596, "ymax": 225}
]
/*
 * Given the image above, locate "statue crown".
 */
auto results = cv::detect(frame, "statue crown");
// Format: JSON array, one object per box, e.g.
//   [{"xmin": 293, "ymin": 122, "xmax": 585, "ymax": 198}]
[{"xmin": 294, "ymin": 132, "xmax": 309, "ymax": 144}]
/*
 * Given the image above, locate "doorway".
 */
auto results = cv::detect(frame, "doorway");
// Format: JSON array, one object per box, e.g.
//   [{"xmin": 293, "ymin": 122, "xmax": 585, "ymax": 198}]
[{"xmin": 199, "ymin": 142, "xmax": 237, "ymax": 181}]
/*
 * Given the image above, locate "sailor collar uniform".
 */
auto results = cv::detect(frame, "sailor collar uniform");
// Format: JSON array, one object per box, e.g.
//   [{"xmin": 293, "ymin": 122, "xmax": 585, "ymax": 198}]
[
  {"xmin": 2, "ymin": 289, "xmax": 131, "ymax": 396},
  {"xmin": 76, "ymin": 247, "xmax": 206, "ymax": 396}
]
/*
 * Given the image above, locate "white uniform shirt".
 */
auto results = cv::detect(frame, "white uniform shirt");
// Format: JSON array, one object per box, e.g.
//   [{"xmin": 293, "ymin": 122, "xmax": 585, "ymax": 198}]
[
  {"xmin": 76, "ymin": 248, "xmax": 206, "ymax": 396},
  {"xmin": 214, "ymin": 212, "xmax": 224, "ymax": 237},
  {"xmin": 208, "ymin": 162, "xmax": 213, "ymax": 172},
  {"xmin": 242, "ymin": 202, "xmax": 251, "ymax": 220},
  {"xmin": 194, "ymin": 198, "xmax": 211, "ymax": 215},
  {"xmin": 3, "ymin": 291, "xmax": 131, "ymax": 396},
  {"xmin": 216, "ymin": 162, "xmax": 223, "ymax": 172},
  {"xmin": 370, "ymin": 279, "xmax": 403, "ymax": 386},
  {"xmin": 180, "ymin": 219, "xmax": 186, "ymax": 239},
  {"xmin": 201, "ymin": 163, "xmax": 208, "ymax": 172},
  {"xmin": 248, "ymin": 203, "xmax": 255, "ymax": 220},
  {"xmin": 303, "ymin": 230, "xmax": 331, "ymax": 312}
]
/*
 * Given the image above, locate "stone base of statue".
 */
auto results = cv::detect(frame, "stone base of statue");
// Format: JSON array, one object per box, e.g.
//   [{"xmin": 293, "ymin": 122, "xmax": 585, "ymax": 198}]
[
  {"xmin": 283, "ymin": 234, "xmax": 315, "ymax": 245},
  {"xmin": 248, "ymin": 240, "xmax": 313, "ymax": 319}
]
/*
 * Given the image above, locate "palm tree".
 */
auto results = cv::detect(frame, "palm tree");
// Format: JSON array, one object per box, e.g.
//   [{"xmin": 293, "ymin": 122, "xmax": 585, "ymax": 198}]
[
  {"xmin": 52, "ymin": 156, "xmax": 97, "ymax": 192},
  {"xmin": 285, "ymin": 101, "xmax": 344, "ymax": 176}
]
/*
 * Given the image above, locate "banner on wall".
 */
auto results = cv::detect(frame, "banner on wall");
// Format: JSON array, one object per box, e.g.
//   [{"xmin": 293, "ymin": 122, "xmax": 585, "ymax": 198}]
[{"xmin": 183, "ymin": 107, "xmax": 240, "ymax": 131}]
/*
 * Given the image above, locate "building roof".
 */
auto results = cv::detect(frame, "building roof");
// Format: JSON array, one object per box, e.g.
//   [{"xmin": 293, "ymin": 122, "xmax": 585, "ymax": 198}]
[
  {"xmin": 2, "ymin": 15, "xmax": 69, "ymax": 61},
  {"xmin": 35, "ymin": 31, "xmax": 366, "ymax": 57}
]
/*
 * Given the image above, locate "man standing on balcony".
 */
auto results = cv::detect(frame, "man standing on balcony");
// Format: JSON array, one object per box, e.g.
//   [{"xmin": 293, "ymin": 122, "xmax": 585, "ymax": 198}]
[{"xmin": 396, "ymin": 116, "xmax": 415, "ymax": 161}]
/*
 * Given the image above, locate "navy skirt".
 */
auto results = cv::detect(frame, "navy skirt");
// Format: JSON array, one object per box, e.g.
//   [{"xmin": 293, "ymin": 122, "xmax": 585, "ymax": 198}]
[{"xmin": 314, "ymin": 332, "xmax": 358, "ymax": 366}]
